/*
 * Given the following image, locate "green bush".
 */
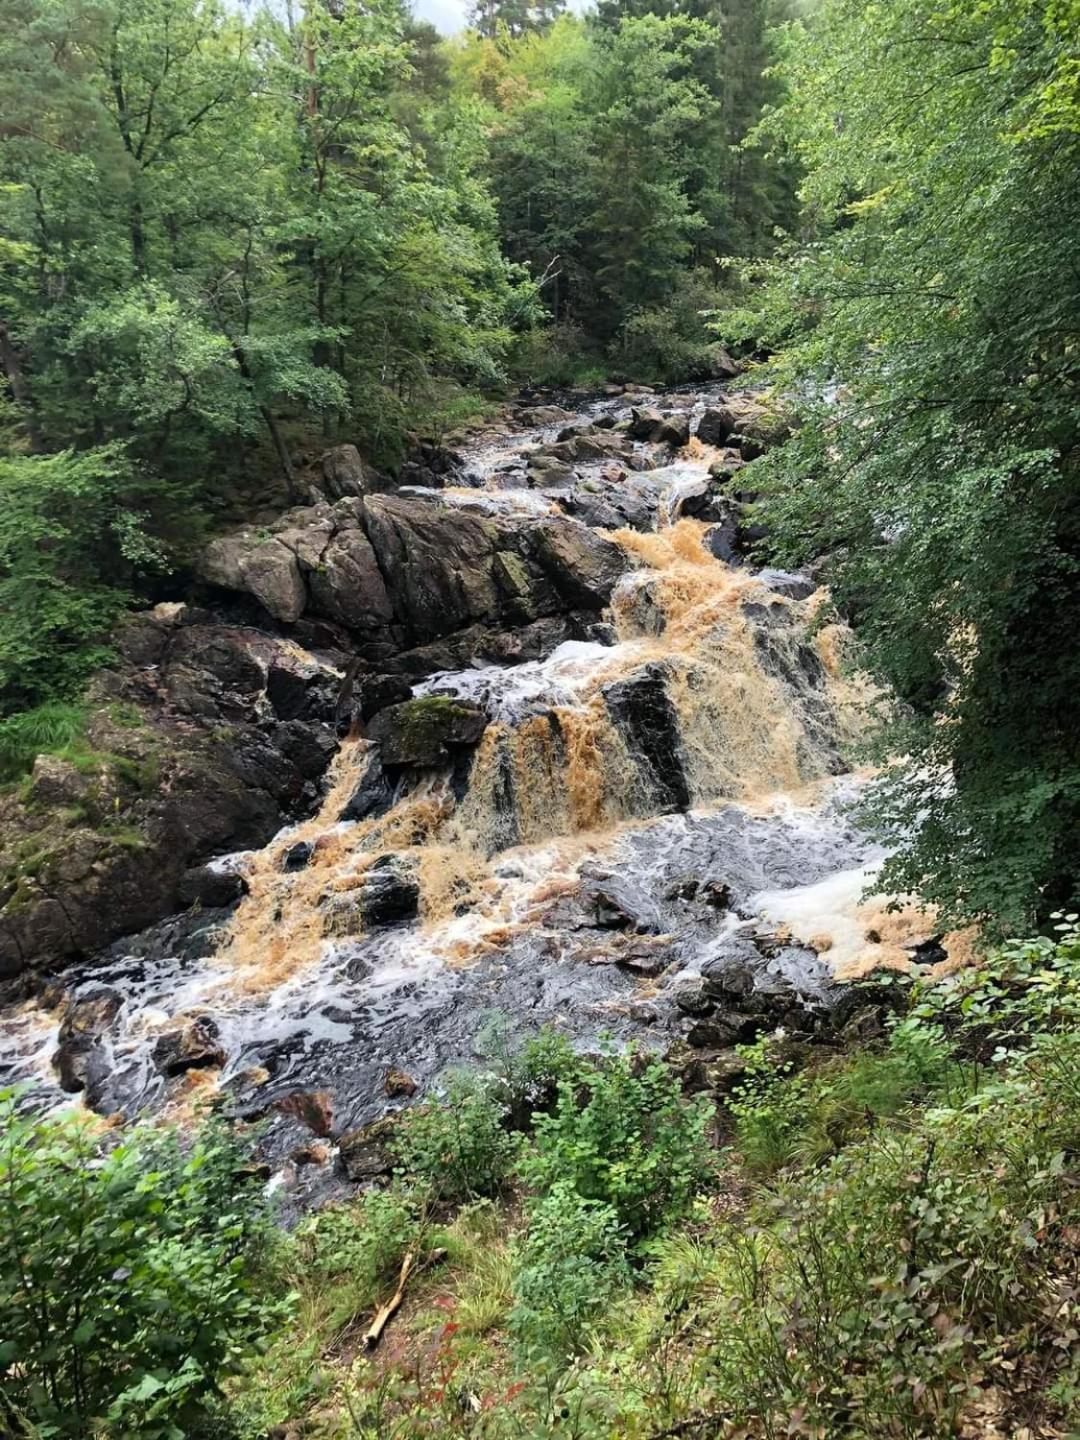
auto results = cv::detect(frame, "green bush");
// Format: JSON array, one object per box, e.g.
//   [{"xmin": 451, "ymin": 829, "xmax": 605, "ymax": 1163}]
[
  {"xmin": 728, "ymin": 1018, "xmax": 957, "ymax": 1174},
  {"xmin": 518, "ymin": 1050, "xmax": 714, "ymax": 1238},
  {"xmin": 510, "ymin": 1182, "xmax": 630, "ymax": 1360},
  {"xmin": 0, "ymin": 1095, "xmax": 281, "ymax": 1439},
  {"xmin": 611, "ymin": 270, "xmax": 725, "ymax": 385},
  {"xmin": 392, "ymin": 1072, "xmax": 519, "ymax": 1204}
]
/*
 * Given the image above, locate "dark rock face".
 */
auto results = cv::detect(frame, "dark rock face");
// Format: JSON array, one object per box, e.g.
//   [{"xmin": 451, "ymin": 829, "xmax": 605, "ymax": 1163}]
[
  {"xmin": 317, "ymin": 444, "xmax": 381, "ymax": 501},
  {"xmin": 198, "ymin": 494, "xmax": 628, "ymax": 665},
  {"xmin": 696, "ymin": 406, "xmax": 737, "ymax": 446},
  {"xmin": 54, "ymin": 988, "xmax": 122, "ymax": 1096},
  {"xmin": 602, "ymin": 663, "xmax": 691, "ymax": 813},
  {"xmin": 178, "ymin": 864, "xmax": 249, "ymax": 909},
  {"xmin": 657, "ymin": 412, "xmax": 690, "ymax": 448},
  {"xmin": 0, "ymin": 610, "xmax": 341, "ymax": 981},
  {"xmin": 338, "ymin": 750, "xmax": 395, "ymax": 823}
]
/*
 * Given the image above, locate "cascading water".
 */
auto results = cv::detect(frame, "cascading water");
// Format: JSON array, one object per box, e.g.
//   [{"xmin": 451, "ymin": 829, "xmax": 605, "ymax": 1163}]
[{"xmin": 0, "ymin": 381, "xmax": 963, "ymax": 1202}]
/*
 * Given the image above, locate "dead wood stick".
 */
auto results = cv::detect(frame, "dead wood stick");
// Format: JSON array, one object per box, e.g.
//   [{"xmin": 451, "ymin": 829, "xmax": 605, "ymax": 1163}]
[{"xmin": 362, "ymin": 1246, "xmax": 446, "ymax": 1351}]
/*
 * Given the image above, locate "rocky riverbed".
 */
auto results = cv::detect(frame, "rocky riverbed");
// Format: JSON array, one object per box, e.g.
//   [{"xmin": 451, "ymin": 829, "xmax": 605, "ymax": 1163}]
[{"xmin": 0, "ymin": 379, "xmax": 963, "ymax": 1206}]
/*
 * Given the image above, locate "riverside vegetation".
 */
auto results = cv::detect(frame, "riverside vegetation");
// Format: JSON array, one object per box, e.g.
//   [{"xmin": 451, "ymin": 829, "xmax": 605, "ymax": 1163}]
[
  {"xmin": 1, "ymin": 0, "xmax": 1079, "ymax": 1435},
  {"xmin": 3, "ymin": 922, "xmax": 1080, "ymax": 1436}
]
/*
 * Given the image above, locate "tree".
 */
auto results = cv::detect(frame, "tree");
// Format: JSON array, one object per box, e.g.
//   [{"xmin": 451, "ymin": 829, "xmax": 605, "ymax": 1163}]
[{"xmin": 737, "ymin": 0, "xmax": 1080, "ymax": 931}]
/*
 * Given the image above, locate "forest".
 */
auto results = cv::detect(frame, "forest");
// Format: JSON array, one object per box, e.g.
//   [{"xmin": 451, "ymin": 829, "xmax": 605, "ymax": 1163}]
[{"xmin": 1, "ymin": 0, "xmax": 1079, "ymax": 1434}]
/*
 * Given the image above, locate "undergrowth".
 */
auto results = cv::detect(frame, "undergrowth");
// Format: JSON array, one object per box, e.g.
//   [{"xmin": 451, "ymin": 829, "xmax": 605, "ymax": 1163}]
[{"xmin": 3, "ymin": 923, "xmax": 1080, "ymax": 1438}]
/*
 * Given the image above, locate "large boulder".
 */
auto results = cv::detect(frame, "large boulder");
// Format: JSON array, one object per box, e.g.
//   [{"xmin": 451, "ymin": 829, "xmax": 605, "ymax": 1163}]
[
  {"xmin": 318, "ymin": 443, "xmax": 378, "ymax": 500},
  {"xmin": 368, "ymin": 696, "xmax": 487, "ymax": 767},
  {"xmin": 202, "ymin": 535, "xmax": 306, "ymax": 623}
]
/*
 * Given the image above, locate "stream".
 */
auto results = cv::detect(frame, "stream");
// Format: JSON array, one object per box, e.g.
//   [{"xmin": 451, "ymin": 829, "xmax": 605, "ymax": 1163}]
[{"xmin": 0, "ymin": 380, "xmax": 946, "ymax": 1206}]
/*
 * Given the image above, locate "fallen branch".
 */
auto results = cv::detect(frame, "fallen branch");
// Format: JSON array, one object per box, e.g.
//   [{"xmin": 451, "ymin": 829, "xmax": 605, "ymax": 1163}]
[{"xmin": 363, "ymin": 1247, "xmax": 446, "ymax": 1351}]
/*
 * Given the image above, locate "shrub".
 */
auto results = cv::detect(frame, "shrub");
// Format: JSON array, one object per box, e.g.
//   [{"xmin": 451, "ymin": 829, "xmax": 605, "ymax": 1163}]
[
  {"xmin": 510, "ymin": 1183, "xmax": 630, "ymax": 1360},
  {"xmin": 299, "ymin": 1187, "xmax": 427, "ymax": 1328},
  {"xmin": 518, "ymin": 1050, "xmax": 714, "ymax": 1238},
  {"xmin": 0, "ymin": 1095, "xmax": 281, "ymax": 1439},
  {"xmin": 392, "ymin": 1072, "xmax": 519, "ymax": 1203},
  {"xmin": 611, "ymin": 270, "xmax": 725, "ymax": 385}
]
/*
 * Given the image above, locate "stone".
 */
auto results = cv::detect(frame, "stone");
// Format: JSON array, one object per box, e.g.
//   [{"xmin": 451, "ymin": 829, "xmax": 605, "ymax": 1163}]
[
  {"xmin": 282, "ymin": 840, "xmax": 314, "ymax": 872},
  {"xmin": 240, "ymin": 541, "xmax": 307, "ymax": 623},
  {"xmin": 686, "ymin": 1016, "xmax": 744, "ymax": 1049},
  {"xmin": 338, "ymin": 1115, "xmax": 399, "ymax": 1180},
  {"xmin": 673, "ymin": 975, "xmax": 713, "ymax": 1015},
  {"xmin": 358, "ymin": 673, "xmax": 412, "ymax": 722},
  {"xmin": 178, "ymin": 864, "xmax": 248, "ymax": 909},
  {"xmin": 152, "ymin": 1016, "xmax": 226, "ymax": 1076},
  {"xmin": 529, "ymin": 517, "xmax": 626, "ymax": 609},
  {"xmin": 368, "ymin": 696, "xmax": 487, "ymax": 768},
  {"xmin": 319, "ymin": 443, "xmax": 376, "ymax": 500},
  {"xmin": 308, "ymin": 526, "xmax": 394, "ymax": 634},
  {"xmin": 712, "ymin": 347, "xmax": 741, "ymax": 380},
  {"xmin": 657, "ymin": 412, "xmax": 690, "ymax": 448},
  {"xmin": 757, "ymin": 568, "xmax": 815, "ymax": 601},
  {"xmin": 28, "ymin": 755, "xmax": 92, "ymax": 810},
  {"xmin": 325, "ymin": 854, "xmax": 420, "ymax": 930},
  {"xmin": 696, "ymin": 406, "xmax": 738, "ymax": 446},
  {"xmin": 629, "ymin": 406, "xmax": 665, "ymax": 440},
  {"xmin": 384, "ymin": 1068, "xmax": 418, "ymax": 1098},
  {"xmin": 339, "ymin": 750, "xmax": 395, "ymax": 823},
  {"xmin": 54, "ymin": 988, "xmax": 122, "ymax": 1093},
  {"xmin": 275, "ymin": 1089, "xmax": 334, "ymax": 1137}
]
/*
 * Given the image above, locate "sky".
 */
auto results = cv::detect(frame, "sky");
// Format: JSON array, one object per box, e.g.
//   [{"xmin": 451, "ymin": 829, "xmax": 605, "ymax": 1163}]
[{"xmin": 413, "ymin": 0, "xmax": 592, "ymax": 35}]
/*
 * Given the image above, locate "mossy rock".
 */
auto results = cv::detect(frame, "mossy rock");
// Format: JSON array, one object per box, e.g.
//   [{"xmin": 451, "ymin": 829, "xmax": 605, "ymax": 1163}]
[{"xmin": 367, "ymin": 695, "xmax": 487, "ymax": 767}]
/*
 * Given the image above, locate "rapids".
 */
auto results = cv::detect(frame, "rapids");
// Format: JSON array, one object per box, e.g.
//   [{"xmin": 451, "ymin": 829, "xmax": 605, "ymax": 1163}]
[{"xmin": 0, "ymin": 380, "xmax": 946, "ymax": 1203}]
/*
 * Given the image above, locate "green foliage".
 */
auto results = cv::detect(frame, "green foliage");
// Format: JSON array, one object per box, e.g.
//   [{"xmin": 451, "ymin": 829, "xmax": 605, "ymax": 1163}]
[
  {"xmin": 728, "ymin": 0, "xmax": 1080, "ymax": 932},
  {"xmin": 509, "ymin": 1183, "xmax": 629, "ymax": 1359},
  {"xmin": 0, "ymin": 701, "xmax": 87, "ymax": 783},
  {"xmin": 0, "ymin": 1096, "xmax": 281, "ymax": 1439},
  {"xmin": 296, "ymin": 1188, "xmax": 428, "ymax": 1335},
  {"xmin": 728, "ymin": 1019, "xmax": 958, "ymax": 1173},
  {"xmin": 0, "ymin": 447, "xmax": 169, "ymax": 715},
  {"xmin": 613, "ymin": 269, "xmax": 724, "ymax": 383},
  {"xmin": 392, "ymin": 1072, "xmax": 520, "ymax": 1203},
  {"xmin": 518, "ymin": 1049, "xmax": 714, "ymax": 1237}
]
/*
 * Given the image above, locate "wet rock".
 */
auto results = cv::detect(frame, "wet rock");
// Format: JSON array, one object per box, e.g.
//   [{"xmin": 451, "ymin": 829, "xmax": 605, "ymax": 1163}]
[
  {"xmin": 515, "ymin": 405, "xmax": 577, "ymax": 427},
  {"xmin": 326, "ymin": 855, "xmax": 420, "ymax": 930},
  {"xmin": 614, "ymin": 936, "xmax": 676, "ymax": 977},
  {"xmin": 629, "ymin": 406, "xmax": 665, "ymax": 440},
  {"xmin": 673, "ymin": 975, "xmax": 712, "ymax": 1015},
  {"xmin": 54, "ymin": 988, "xmax": 122, "ymax": 1093},
  {"xmin": 602, "ymin": 663, "xmax": 690, "ymax": 812},
  {"xmin": 266, "ymin": 663, "xmax": 309, "ymax": 721},
  {"xmin": 273, "ymin": 721, "xmax": 338, "ymax": 780},
  {"xmin": 152, "ymin": 1016, "xmax": 226, "ymax": 1076},
  {"xmin": 358, "ymin": 673, "xmax": 412, "ymax": 722},
  {"xmin": 528, "ymin": 518, "xmax": 627, "ymax": 610},
  {"xmin": 368, "ymin": 696, "xmax": 487, "ymax": 768},
  {"xmin": 275, "ymin": 1089, "xmax": 335, "ymax": 1137},
  {"xmin": 657, "ymin": 413, "xmax": 690, "ymax": 448},
  {"xmin": 338, "ymin": 1115, "xmax": 399, "ymax": 1181},
  {"xmin": 282, "ymin": 840, "xmax": 314, "ymax": 872},
  {"xmin": 686, "ymin": 1015, "xmax": 750, "ymax": 1048},
  {"xmin": 696, "ymin": 406, "xmax": 737, "ymax": 446},
  {"xmin": 384, "ymin": 1068, "xmax": 418, "ymax": 1098},
  {"xmin": 527, "ymin": 454, "xmax": 575, "ymax": 488},
  {"xmin": 338, "ymin": 750, "xmax": 395, "ymax": 824},
  {"xmin": 178, "ymin": 864, "xmax": 249, "ymax": 909},
  {"xmin": 703, "ymin": 516, "xmax": 742, "ymax": 565},
  {"xmin": 758, "ymin": 568, "xmax": 815, "ymax": 601}
]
